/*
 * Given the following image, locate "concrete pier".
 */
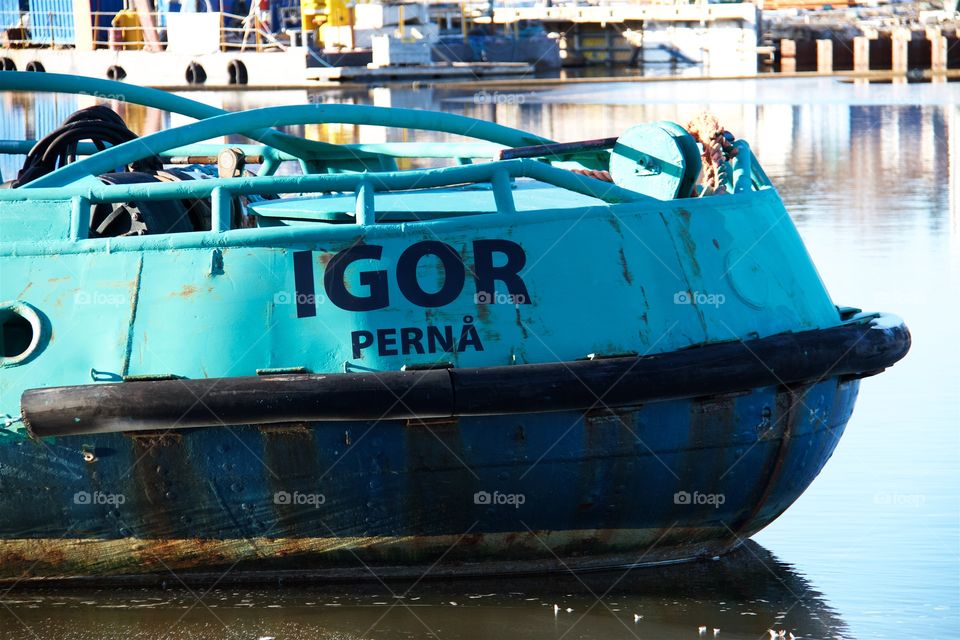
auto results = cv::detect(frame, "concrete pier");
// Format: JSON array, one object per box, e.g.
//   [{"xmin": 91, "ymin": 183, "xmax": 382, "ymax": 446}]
[{"xmin": 776, "ymin": 24, "xmax": 958, "ymax": 76}]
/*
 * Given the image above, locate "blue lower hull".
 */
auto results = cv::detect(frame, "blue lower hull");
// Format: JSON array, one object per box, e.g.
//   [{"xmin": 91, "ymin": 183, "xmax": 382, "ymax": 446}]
[{"xmin": 0, "ymin": 377, "xmax": 858, "ymax": 581}]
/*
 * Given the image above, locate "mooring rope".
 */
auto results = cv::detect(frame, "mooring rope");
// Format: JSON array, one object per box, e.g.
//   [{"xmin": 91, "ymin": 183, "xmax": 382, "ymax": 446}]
[{"xmin": 685, "ymin": 111, "xmax": 738, "ymax": 197}]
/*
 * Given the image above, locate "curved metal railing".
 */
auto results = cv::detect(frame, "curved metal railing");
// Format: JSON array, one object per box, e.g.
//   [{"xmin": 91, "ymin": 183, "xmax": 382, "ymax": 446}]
[
  {"xmin": 0, "ymin": 72, "xmax": 557, "ymax": 175},
  {"xmin": 18, "ymin": 103, "xmax": 558, "ymax": 188}
]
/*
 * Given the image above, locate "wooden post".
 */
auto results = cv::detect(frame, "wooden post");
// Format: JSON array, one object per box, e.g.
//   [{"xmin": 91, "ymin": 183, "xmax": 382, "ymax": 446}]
[
  {"xmin": 928, "ymin": 27, "xmax": 947, "ymax": 73},
  {"xmin": 816, "ymin": 38, "xmax": 832, "ymax": 73},
  {"xmin": 853, "ymin": 36, "xmax": 870, "ymax": 72},
  {"xmin": 780, "ymin": 38, "xmax": 796, "ymax": 73}
]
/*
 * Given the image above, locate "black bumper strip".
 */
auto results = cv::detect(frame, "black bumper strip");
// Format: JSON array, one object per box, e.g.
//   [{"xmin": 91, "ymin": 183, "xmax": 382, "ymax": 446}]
[{"xmin": 21, "ymin": 315, "xmax": 910, "ymax": 438}]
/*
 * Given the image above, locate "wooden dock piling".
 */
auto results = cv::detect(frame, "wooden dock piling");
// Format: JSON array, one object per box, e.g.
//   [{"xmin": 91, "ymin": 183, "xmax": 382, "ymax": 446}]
[
  {"xmin": 780, "ymin": 38, "xmax": 796, "ymax": 73},
  {"xmin": 891, "ymin": 28, "xmax": 909, "ymax": 73},
  {"xmin": 928, "ymin": 28, "xmax": 947, "ymax": 73},
  {"xmin": 853, "ymin": 36, "xmax": 870, "ymax": 72},
  {"xmin": 816, "ymin": 38, "xmax": 832, "ymax": 73}
]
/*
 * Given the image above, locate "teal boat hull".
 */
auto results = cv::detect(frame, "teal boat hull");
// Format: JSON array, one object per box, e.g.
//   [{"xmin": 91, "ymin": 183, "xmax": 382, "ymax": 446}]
[{"xmin": 0, "ymin": 72, "xmax": 910, "ymax": 582}]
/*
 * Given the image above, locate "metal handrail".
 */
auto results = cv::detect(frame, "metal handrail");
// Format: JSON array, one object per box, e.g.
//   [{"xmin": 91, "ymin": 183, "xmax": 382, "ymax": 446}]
[
  {"xmin": 0, "ymin": 159, "xmax": 646, "ymax": 239},
  {"xmin": 0, "ymin": 9, "xmax": 283, "ymax": 51},
  {"xmin": 0, "ymin": 159, "xmax": 643, "ymax": 204}
]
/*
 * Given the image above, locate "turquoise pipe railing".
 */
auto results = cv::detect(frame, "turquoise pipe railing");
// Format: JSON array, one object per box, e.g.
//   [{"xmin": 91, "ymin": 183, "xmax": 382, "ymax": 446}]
[
  {"xmin": 0, "ymin": 159, "xmax": 648, "ymax": 236},
  {"xmin": 730, "ymin": 140, "xmax": 766, "ymax": 192},
  {"xmin": 0, "ymin": 73, "xmax": 554, "ymax": 175},
  {"xmin": 22, "ymin": 104, "xmax": 555, "ymax": 189}
]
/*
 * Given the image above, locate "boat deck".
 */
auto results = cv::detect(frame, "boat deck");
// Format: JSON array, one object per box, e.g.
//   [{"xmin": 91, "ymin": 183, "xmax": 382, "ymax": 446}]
[{"xmin": 250, "ymin": 181, "xmax": 606, "ymax": 223}]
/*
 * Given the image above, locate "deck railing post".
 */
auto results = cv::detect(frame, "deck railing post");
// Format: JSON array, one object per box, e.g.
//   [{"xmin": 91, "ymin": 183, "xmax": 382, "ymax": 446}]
[
  {"xmin": 491, "ymin": 168, "xmax": 516, "ymax": 214},
  {"xmin": 355, "ymin": 177, "xmax": 375, "ymax": 225},
  {"xmin": 70, "ymin": 196, "xmax": 90, "ymax": 240},
  {"xmin": 730, "ymin": 140, "xmax": 753, "ymax": 193},
  {"xmin": 210, "ymin": 187, "xmax": 231, "ymax": 231}
]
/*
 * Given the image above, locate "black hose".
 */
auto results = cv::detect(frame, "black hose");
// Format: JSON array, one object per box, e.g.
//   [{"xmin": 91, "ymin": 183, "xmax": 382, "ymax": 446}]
[{"xmin": 12, "ymin": 106, "xmax": 160, "ymax": 188}]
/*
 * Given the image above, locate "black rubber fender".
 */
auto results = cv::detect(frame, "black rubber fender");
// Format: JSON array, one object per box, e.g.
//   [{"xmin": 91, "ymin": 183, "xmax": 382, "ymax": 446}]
[{"xmin": 185, "ymin": 62, "xmax": 207, "ymax": 85}]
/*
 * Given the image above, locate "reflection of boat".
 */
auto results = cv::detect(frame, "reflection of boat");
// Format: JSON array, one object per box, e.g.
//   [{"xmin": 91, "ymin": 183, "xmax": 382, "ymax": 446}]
[
  {"xmin": 434, "ymin": 23, "xmax": 561, "ymax": 70},
  {"xmin": 0, "ymin": 541, "xmax": 848, "ymax": 640},
  {"xmin": 0, "ymin": 72, "xmax": 910, "ymax": 583}
]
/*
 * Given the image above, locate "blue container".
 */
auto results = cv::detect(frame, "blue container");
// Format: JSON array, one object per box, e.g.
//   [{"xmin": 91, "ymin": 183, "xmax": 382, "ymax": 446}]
[
  {"xmin": 27, "ymin": 0, "xmax": 122, "ymax": 47},
  {"xmin": 0, "ymin": 0, "xmax": 22, "ymax": 32},
  {"xmin": 28, "ymin": 0, "xmax": 75, "ymax": 45},
  {"xmin": 268, "ymin": 0, "xmax": 300, "ymax": 33},
  {"xmin": 88, "ymin": 0, "xmax": 121, "ymax": 47}
]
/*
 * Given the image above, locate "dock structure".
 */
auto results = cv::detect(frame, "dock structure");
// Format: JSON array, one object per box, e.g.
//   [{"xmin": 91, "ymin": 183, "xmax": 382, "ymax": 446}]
[
  {"xmin": 775, "ymin": 27, "xmax": 960, "ymax": 76},
  {"xmin": 766, "ymin": 4, "xmax": 960, "ymax": 76},
  {"xmin": 0, "ymin": 0, "xmax": 544, "ymax": 86},
  {"xmin": 430, "ymin": 0, "xmax": 759, "ymax": 73},
  {"xmin": 0, "ymin": 0, "xmax": 957, "ymax": 86}
]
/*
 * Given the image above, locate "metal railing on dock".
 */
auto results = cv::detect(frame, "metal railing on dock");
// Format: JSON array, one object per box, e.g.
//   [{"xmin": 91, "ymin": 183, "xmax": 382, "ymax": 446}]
[{"xmin": 0, "ymin": 9, "xmax": 283, "ymax": 52}]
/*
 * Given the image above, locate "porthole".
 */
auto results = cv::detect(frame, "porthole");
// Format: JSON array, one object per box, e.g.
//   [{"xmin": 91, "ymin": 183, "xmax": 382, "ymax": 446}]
[{"xmin": 0, "ymin": 302, "xmax": 44, "ymax": 367}]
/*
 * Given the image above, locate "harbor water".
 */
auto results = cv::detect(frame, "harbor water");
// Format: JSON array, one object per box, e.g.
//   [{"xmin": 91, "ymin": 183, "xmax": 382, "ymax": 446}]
[{"xmin": 0, "ymin": 76, "xmax": 957, "ymax": 639}]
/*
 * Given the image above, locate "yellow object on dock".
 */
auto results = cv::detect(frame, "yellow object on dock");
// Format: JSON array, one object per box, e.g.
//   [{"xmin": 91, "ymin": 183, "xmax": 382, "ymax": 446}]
[
  {"xmin": 302, "ymin": 0, "xmax": 352, "ymax": 47},
  {"xmin": 110, "ymin": 10, "xmax": 143, "ymax": 50}
]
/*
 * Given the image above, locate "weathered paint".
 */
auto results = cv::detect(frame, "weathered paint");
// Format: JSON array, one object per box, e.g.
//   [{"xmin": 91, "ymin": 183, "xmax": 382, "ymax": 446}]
[
  {"xmin": 0, "ymin": 381, "xmax": 856, "ymax": 581},
  {"xmin": 0, "ymin": 188, "xmax": 840, "ymax": 398}
]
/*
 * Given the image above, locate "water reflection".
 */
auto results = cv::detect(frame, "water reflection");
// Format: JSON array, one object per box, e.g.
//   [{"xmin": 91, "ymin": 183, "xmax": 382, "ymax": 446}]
[{"xmin": 0, "ymin": 542, "xmax": 845, "ymax": 640}]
